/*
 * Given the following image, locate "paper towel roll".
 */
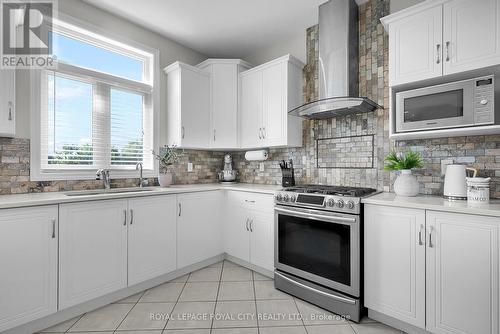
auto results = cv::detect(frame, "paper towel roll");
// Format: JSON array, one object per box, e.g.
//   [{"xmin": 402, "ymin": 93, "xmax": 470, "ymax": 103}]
[{"xmin": 245, "ymin": 150, "xmax": 268, "ymax": 161}]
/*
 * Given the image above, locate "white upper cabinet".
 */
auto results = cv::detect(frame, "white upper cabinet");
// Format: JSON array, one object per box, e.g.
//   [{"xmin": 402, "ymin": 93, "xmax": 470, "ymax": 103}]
[
  {"xmin": 240, "ymin": 69, "xmax": 263, "ymax": 148},
  {"xmin": 197, "ymin": 59, "xmax": 252, "ymax": 149},
  {"xmin": 0, "ymin": 206, "xmax": 58, "ymax": 332},
  {"xmin": 426, "ymin": 211, "xmax": 499, "ymax": 334},
  {"xmin": 59, "ymin": 200, "xmax": 128, "ymax": 309},
  {"xmin": 387, "ymin": 5, "xmax": 443, "ymax": 86},
  {"xmin": 0, "ymin": 69, "xmax": 16, "ymax": 137},
  {"xmin": 240, "ymin": 55, "xmax": 304, "ymax": 149},
  {"xmin": 364, "ymin": 205, "xmax": 426, "ymax": 329},
  {"xmin": 165, "ymin": 62, "xmax": 211, "ymax": 149},
  {"xmin": 128, "ymin": 195, "xmax": 177, "ymax": 286},
  {"xmin": 382, "ymin": 0, "xmax": 500, "ymax": 86},
  {"xmin": 443, "ymin": 0, "xmax": 500, "ymax": 74}
]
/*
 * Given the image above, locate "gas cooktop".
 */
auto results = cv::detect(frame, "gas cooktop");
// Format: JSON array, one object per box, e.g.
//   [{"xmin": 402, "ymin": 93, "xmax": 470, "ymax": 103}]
[
  {"xmin": 282, "ymin": 185, "xmax": 377, "ymax": 197},
  {"xmin": 275, "ymin": 185, "xmax": 378, "ymax": 214}
]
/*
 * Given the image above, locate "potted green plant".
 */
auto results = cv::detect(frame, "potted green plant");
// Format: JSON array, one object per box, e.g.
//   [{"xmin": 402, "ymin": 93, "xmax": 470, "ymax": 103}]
[
  {"xmin": 152, "ymin": 145, "xmax": 183, "ymax": 187},
  {"xmin": 384, "ymin": 150, "xmax": 424, "ymax": 197}
]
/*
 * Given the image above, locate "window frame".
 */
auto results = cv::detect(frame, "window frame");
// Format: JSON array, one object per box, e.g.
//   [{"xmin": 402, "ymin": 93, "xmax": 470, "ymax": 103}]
[{"xmin": 30, "ymin": 14, "xmax": 160, "ymax": 181}]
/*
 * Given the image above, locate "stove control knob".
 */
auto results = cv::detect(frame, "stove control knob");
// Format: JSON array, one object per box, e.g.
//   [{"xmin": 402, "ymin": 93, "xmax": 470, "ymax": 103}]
[
  {"xmin": 290, "ymin": 195, "xmax": 296, "ymax": 202},
  {"xmin": 283, "ymin": 194, "xmax": 289, "ymax": 202},
  {"xmin": 347, "ymin": 201, "xmax": 355, "ymax": 210},
  {"xmin": 275, "ymin": 194, "xmax": 283, "ymax": 202},
  {"xmin": 337, "ymin": 199, "xmax": 345, "ymax": 208},
  {"xmin": 327, "ymin": 198, "xmax": 335, "ymax": 207}
]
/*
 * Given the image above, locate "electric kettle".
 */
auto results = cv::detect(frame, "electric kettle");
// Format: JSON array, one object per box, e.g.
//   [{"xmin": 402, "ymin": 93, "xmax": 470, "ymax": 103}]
[{"xmin": 443, "ymin": 164, "xmax": 478, "ymax": 200}]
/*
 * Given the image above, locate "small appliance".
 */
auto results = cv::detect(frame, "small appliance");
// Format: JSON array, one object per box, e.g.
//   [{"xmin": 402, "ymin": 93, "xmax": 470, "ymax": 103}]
[
  {"xmin": 218, "ymin": 154, "xmax": 238, "ymax": 184},
  {"xmin": 396, "ymin": 75, "xmax": 497, "ymax": 133},
  {"xmin": 274, "ymin": 185, "xmax": 378, "ymax": 322},
  {"xmin": 443, "ymin": 164, "xmax": 478, "ymax": 200}
]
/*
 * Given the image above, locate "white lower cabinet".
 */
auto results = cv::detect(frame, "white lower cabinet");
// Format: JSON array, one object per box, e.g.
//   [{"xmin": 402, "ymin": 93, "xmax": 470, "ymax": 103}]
[
  {"xmin": 128, "ymin": 196, "xmax": 177, "ymax": 285},
  {"xmin": 365, "ymin": 205, "xmax": 500, "ymax": 334},
  {"xmin": 177, "ymin": 191, "xmax": 223, "ymax": 268},
  {"xmin": 59, "ymin": 200, "xmax": 128, "ymax": 309},
  {"xmin": 364, "ymin": 204, "xmax": 426, "ymax": 329},
  {"xmin": 224, "ymin": 191, "xmax": 274, "ymax": 272},
  {"xmin": 426, "ymin": 211, "xmax": 499, "ymax": 334},
  {"xmin": 0, "ymin": 206, "xmax": 58, "ymax": 332}
]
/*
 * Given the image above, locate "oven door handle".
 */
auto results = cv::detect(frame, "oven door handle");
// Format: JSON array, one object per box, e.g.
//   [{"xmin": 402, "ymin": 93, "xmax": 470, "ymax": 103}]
[
  {"xmin": 275, "ymin": 271, "xmax": 356, "ymax": 305},
  {"xmin": 275, "ymin": 207, "xmax": 356, "ymax": 224}
]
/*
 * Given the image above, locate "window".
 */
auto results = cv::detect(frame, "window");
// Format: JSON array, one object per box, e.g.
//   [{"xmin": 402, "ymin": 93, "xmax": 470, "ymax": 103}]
[{"xmin": 32, "ymin": 19, "xmax": 158, "ymax": 180}]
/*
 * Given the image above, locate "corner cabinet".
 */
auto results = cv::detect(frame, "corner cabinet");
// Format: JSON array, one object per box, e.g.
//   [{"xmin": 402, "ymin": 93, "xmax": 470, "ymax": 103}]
[
  {"xmin": 177, "ymin": 191, "xmax": 223, "ymax": 268},
  {"xmin": 382, "ymin": 0, "xmax": 500, "ymax": 86},
  {"xmin": 197, "ymin": 59, "xmax": 252, "ymax": 149},
  {"xmin": 0, "ymin": 69, "xmax": 15, "ymax": 137},
  {"xmin": 164, "ymin": 62, "xmax": 211, "ymax": 149},
  {"xmin": 0, "ymin": 205, "xmax": 58, "ymax": 332},
  {"xmin": 240, "ymin": 55, "xmax": 304, "ymax": 149},
  {"xmin": 365, "ymin": 204, "xmax": 500, "ymax": 334}
]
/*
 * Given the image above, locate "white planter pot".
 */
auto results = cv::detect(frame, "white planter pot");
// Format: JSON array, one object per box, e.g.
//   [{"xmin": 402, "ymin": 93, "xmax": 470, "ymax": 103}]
[
  {"xmin": 158, "ymin": 172, "xmax": 173, "ymax": 187},
  {"xmin": 394, "ymin": 169, "xmax": 419, "ymax": 197}
]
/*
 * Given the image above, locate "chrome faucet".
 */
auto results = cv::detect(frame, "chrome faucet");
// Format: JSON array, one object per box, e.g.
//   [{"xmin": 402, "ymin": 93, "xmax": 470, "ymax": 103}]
[
  {"xmin": 135, "ymin": 162, "xmax": 147, "ymax": 187},
  {"xmin": 96, "ymin": 169, "xmax": 111, "ymax": 189}
]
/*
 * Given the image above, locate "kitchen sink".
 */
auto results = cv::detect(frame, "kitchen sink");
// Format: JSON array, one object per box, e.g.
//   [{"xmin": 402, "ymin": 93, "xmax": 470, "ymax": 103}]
[{"xmin": 64, "ymin": 188, "xmax": 157, "ymax": 196}]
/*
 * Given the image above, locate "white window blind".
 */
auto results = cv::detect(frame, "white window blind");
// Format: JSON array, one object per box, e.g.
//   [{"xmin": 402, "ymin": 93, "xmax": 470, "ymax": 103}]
[{"xmin": 33, "ymin": 19, "xmax": 157, "ymax": 180}]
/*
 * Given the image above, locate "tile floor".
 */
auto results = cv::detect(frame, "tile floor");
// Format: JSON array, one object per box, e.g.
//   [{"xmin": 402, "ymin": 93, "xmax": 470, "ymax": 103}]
[{"xmin": 39, "ymin": 261, "xmax": 404, "ymax": 334}]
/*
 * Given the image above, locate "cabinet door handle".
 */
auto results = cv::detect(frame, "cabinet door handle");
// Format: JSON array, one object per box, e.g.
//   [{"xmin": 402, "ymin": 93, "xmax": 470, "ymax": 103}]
[
  {"xmin": 436, "ymin": 44, "xmax": 441, "ymax": 64},
  {"xmin": 123, "ymin": 210, "xmax": 127, "ymax": 226},
  {"xmin": 418, "ymin": 224, "xmax": 423, "ymax": 245},
  {"xmin": 249, "ymin": 219, "xmax": 253, "ymax": 232},
  {"xmin": 130, "ymin": 209, "xmax": 134, "ymax": 225},
  {"xmin": 258, "ymin": 128, "xmax": 262, "ymax": 139},
  {"xmin": 8, "ymin": 102, "xmax": 13, "ymax": 121},
  {"xmin": 213, "ymin": 129, "xmax": 216, "ymax": 141},
  {"xmin": 51, "ymin": 218, "xmax": 56, "ymax": 238},
  {"xmin": 178, "ymin": 203, "xmax": 182, "ymax": 217},
  {"xmin": 428, "ymin": 226, "xmax": 434, "ymax": 248},
  {"xmin": 445, "ymin": 41, "xmax": 450, "ymax": 61},
  {"xmin": 245, "ymin": 218, "xmax": 249, "ymax": 231},
  {"xmin": 244, "ymin": 200, "xmax": 255, "ymax": 203},
  {"xmin": 182, "ymin": 126, "xmax": 185, "ymax": 139},
  {"xmin": 262, "ymin": 127, "xmax": 266, "ymax": 139}
]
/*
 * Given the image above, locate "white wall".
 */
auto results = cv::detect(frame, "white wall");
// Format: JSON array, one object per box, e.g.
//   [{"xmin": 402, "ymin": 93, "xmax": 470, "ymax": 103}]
[
  {"xmin": 390, "ymin": 0, "xmax": 425, "ymax": 13},
  {"xmin": 15, "ymin": 0, "xmax": 207, "ymax": 146},
  {"xmin": 245, "ymin": 31, "xmax": 307, "ymax": 65}
]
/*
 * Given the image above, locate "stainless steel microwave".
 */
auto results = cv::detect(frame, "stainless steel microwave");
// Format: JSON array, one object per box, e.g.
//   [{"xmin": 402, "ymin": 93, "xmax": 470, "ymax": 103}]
[{"xmin": 396, "ymin": 75, "xmax": 496, "ymax": 133}]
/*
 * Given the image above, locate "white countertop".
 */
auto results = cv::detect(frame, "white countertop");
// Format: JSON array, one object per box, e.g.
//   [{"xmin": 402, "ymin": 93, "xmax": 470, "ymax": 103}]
[
  {"xmin": 362, "ymin": 192, "xmax": 500, "ymax": 218},
  {"xmin": 0, "ymin": 183, "xmax": 280, "ymax": 210}
]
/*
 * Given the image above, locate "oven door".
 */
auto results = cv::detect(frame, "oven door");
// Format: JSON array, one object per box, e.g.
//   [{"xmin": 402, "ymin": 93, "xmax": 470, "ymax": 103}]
[
  {"xmin": 396, "ymin": 79, "xmax": 474, "ymax": 132},
  {"xmin": 274, "ymin": 206, "xmax": 360, "ymax": 297}
]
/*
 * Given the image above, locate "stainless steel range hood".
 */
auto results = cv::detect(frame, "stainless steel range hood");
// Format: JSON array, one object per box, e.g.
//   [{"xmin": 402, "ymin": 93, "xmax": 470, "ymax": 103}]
[{"xmin": 289, "ymin": 0, "xmax": 382, "ymax": 119}]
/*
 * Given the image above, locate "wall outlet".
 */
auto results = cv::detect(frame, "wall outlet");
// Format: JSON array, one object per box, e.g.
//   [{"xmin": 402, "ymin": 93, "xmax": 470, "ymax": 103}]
[
  {"xmin": 441, "ymin": 159, "xmax": 454, "ymax": 176},
  {"xmin": 187, "ymin": 162, "xmax": 193, "ymax": 172},
  {"xmin": 259, "ymin": 162, "xmax": 265, "ymax": 172}
]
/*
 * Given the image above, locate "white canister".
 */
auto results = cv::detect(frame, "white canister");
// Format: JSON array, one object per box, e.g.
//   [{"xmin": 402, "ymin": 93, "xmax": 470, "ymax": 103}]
[{"xmin": 466, "ymin": 177, "xmax": 491, "ymax": 204}]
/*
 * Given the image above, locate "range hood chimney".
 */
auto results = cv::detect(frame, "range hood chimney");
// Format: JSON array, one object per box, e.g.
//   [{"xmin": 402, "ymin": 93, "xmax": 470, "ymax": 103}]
[{"xmin": 289, "ymin": 0, "xmax": 381, "ymax": 119}]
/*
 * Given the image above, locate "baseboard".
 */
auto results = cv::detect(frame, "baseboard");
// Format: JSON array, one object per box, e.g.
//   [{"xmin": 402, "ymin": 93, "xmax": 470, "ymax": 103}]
[
  {"xmin": 4, "ymin": 254, "xmax": 224, "ymax": 334},
  {"xmin": 223, "ymin": 254, "xmax": 273, "ymax": 278},
  {"xmin": 368, "ymin": 309, "xmax": 431, "ymax": 334}
]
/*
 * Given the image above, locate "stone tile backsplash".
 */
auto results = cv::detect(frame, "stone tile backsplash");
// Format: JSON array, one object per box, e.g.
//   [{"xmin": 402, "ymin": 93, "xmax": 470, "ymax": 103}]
[{"xmin": 1, "ymin": 0, "xmax": 499, "ymax": 198}]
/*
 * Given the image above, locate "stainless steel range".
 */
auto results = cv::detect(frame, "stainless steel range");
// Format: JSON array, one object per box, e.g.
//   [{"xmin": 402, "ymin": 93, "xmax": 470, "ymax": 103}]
[{"xmin": 274, "ymin": 185, "xmax": 377, "ymax": 322}]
